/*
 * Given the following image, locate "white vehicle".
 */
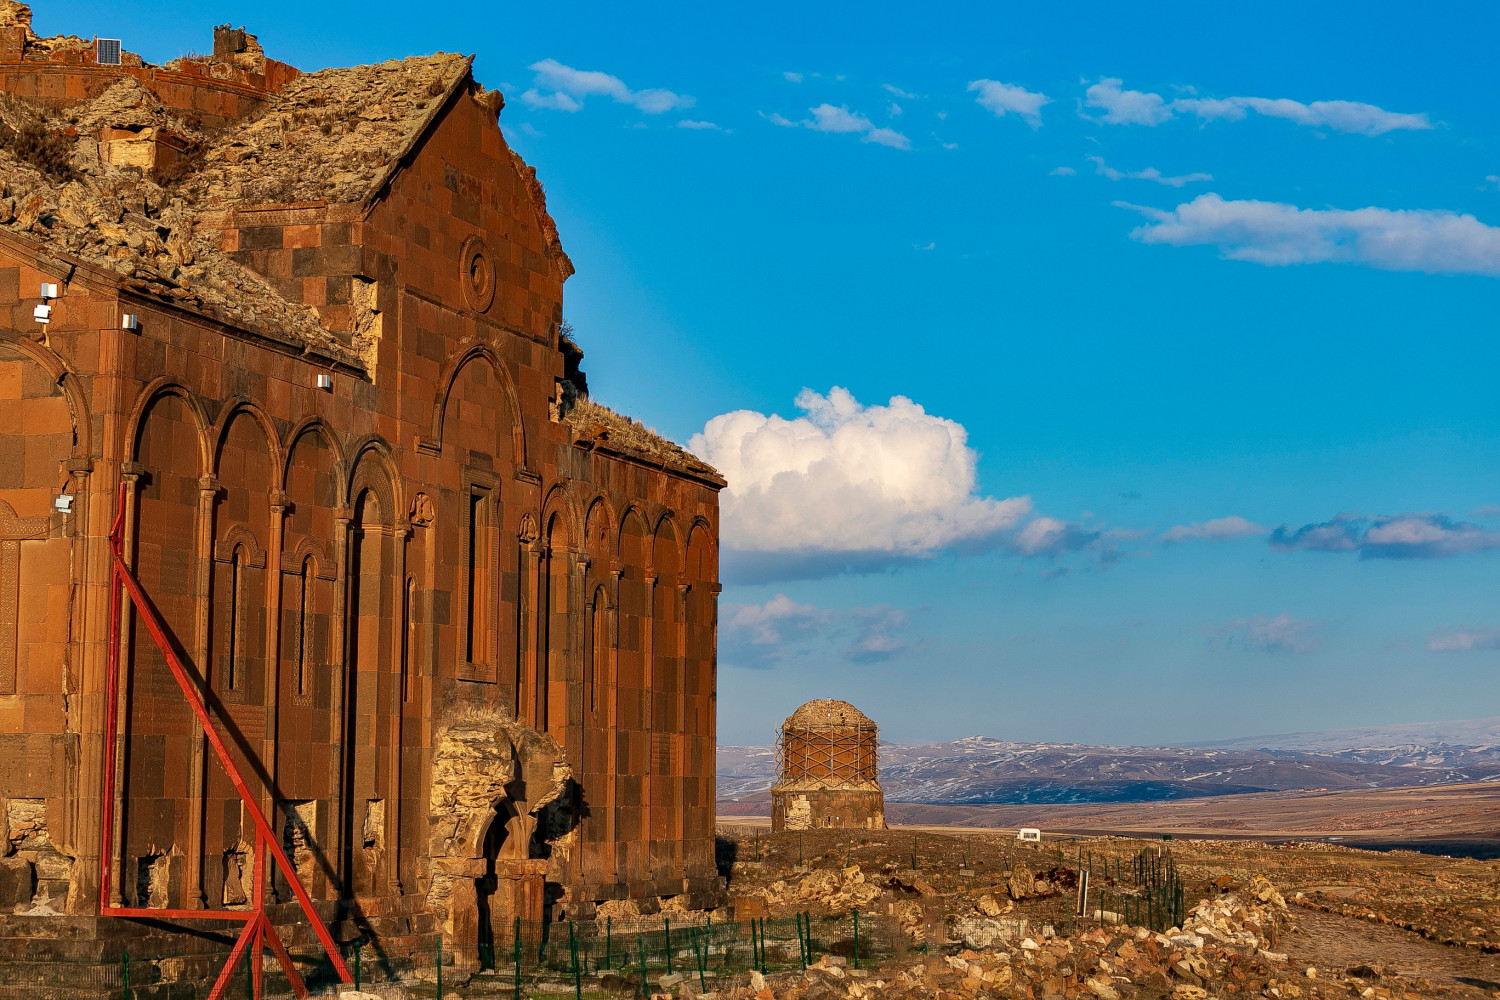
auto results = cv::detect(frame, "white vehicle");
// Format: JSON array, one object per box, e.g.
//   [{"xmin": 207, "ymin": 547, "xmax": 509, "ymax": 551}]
[{"xmin": 1016, "ymin": 827, "xmax": 1042, "ymax": 842}]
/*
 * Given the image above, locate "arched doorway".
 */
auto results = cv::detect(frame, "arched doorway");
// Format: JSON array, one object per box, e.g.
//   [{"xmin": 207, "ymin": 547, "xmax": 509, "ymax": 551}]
[{"xmin": 475, "ymin": 798, "xmax": 526, "ymax": 970}]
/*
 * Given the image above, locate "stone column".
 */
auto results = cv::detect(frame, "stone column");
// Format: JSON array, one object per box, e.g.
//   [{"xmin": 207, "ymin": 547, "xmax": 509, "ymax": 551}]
[
  {"xmin": 327, "ymin": 504, "xmax": 352, "ymax": 896},
  {"xmin": 186, "ymin": 473, "xmax": 220, "ymax": 909}
]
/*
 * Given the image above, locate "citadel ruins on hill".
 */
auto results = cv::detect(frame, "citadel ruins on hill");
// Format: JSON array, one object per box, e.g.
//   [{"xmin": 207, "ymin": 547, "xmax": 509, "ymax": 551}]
[{"xmin": 0, "ymin": 0, "xmax": 724, "ymax": 984}]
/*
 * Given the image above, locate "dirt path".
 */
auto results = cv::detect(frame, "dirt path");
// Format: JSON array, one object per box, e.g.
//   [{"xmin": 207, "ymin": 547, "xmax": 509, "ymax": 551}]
[{"xmin": 1283, "ymin": 909, "xmax": 1500, "ymax": 996}]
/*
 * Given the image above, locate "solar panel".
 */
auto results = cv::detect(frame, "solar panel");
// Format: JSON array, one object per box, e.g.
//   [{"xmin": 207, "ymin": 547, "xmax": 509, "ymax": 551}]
[{"xmin": 96, "ymin": 38, "xmax": 122, "ymax": 65}]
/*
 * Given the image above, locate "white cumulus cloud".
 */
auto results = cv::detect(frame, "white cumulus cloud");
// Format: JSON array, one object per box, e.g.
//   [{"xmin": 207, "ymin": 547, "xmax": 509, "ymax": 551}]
[
  {"xmin": 690, "ymin": 388, "xmax": 1097, "ymax": 577},
  {"xmin": 1086, "ymin": 154, "xmax": 1211, "ymax": 188},
  {"xmin": 1083, "ymin": 77, "xmax": 1430, "ymax": 136},
  {"xmin": 1121, "ymin": 194, "xmax": 1500, "ymax": 276},
  {"xmin": 1084, "ymin": 78, "xmax": 1174, "ymax": 125},
  {"xmin": 522, "ymin": 58, "xmax": 693, "ymax": 114},
  {"xmin": 968, "ymin": 79, "xmax": 1051, "ymax": 125},
  {"xmin": 1162, "ymin": 516, "xmax": 1267, "ymax": 543}
]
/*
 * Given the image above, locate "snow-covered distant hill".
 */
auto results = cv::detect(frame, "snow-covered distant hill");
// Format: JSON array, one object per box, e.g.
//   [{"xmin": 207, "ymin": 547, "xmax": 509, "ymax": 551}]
[
  {"xmin": 717, "ymin": 718, "xmax": 1500, "ymax": 806},
  {"xmin": 1183, "ymin": 716, "xmax": 1500, "ymax": 767}
]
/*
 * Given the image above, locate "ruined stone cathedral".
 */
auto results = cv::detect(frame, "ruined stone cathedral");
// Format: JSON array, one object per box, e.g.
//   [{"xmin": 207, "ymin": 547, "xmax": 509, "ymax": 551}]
[{"xmin": 0, "ymin": 3, "xmax": 722, "ymax": 979}]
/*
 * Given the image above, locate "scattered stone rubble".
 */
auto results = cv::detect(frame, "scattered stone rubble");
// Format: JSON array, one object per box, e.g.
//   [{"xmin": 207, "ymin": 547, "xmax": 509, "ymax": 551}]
[
  {"xmin": 0, "ymin": 77, "xmax": 356, "ymax": 360},
  {"xmin": 760, "ymin": 866, "xmax": 887, "ymax": 912}
]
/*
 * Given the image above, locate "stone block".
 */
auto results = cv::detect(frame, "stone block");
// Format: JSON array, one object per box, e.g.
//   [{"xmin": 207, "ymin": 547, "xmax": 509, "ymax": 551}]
[{"xmin": 0, "ymin": 857, "xmax": 33, "ymax": 908}]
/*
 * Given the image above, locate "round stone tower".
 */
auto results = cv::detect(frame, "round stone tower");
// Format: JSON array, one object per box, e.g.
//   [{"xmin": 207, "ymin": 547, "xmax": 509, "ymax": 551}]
[{"xmin": 770, "ymin": 699, "xmax": 886, "ymax": 831}]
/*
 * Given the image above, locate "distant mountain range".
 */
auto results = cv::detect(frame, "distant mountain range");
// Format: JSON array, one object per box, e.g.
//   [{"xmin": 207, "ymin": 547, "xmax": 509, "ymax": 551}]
[{"xmin": 717, "ymin": 717, "xmax": 1500, "ymax": 807}]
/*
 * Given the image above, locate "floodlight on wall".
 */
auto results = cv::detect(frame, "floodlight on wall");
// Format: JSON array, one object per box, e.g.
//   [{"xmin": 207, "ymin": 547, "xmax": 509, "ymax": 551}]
[
  {"xmin": 54, "ymin": 494, "xmax": 73, "ymax": 514},
  {"xmin": 33, "ymin": 304, "xmax": 51, "ymax": 324},
  {"xmin": 40, "ymin": 283, "xmax": 58, "ymax": 299},
  {"xmin": 121, "ymin": 314, "xmax": 140, "ymax": 331},
  {"xmin": 95, "ymin": 38, "xmax": 122, "ymax": 66},
  {"xmin": 316, "ymin": 372, "xmax": 333, "ymax": 391}
]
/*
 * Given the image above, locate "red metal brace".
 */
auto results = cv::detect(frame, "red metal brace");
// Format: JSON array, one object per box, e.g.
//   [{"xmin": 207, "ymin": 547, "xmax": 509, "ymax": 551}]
[{"xmin": 99, "ymin": 484, "xmax": 353, "ymax": 999}]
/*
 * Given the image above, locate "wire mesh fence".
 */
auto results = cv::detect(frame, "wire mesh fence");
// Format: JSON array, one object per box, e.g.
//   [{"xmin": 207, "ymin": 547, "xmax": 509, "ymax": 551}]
[{"xmin": 0, "ymin": 911, "xmax": 914, "ymax": 999}]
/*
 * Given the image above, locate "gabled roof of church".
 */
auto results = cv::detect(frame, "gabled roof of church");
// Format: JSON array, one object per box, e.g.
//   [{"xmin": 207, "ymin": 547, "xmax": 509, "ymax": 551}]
[{"xmin": 0, "ymin": 5, "xmax": 709, "ymax": 481}]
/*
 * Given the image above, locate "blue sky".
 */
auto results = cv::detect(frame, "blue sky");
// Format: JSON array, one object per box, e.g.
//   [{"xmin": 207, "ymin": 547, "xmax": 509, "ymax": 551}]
[{"xmin": 68, "ymin": 0, "xmax": 1500, "ymax": 746}]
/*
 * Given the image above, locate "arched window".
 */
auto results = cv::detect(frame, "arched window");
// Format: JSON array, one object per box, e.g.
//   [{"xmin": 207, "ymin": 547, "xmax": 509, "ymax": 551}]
[
  {"xmin": 402, "ymin": 575, "xmax": 416, "ymax": 702},
  {"xmin": 227, "ymin": 545, "xmax": 246, "ymax": 690},
  {"xmin": 587, "ymin": 585, "xmax": 610, "ymax": 716},
  {"xmin": 296, "ymin": 556, "xmax": 313, "ymax": 697}
]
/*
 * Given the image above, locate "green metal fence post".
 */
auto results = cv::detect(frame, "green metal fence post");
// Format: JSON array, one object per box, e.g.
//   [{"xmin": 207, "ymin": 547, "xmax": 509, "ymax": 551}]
[
  {"xmin": 570, "ymin": 921, "xmax": 581, "ymax": 1000},
  {"xmin": 693, "ymin": 928, "xmax": 707, "ymax": 993},
  {"xmin": 665, "ymin": 917, "xmax": 673, "ymax": 975},
  {"xmin": 514, "ymin": 917, "xmax": 523, "ymax": 1000},
  {"xmin": 354, "ymin": 939, "xmax": 363, "ymax": 990},
  {"xmin": 605, "ymin": 914, "xmax": 613, "ymax": 969},
  {"xmin": 852, "ymin": 910, "xmax": 859, "ymax": 970},
  {"xmin": 436, "ymin": 937, "xmax": 443, "ymax": 1000},
  {"xmin": 637, "ymin": 933, "xmax": 648, "ymax": 1000},
  {"xmin": 246, "ymin": 945, "xmax": 254, "ymax": 1000},
  {"xmin": 122, "ymin": 950, "xmax": 131, "ymax": 1000}
]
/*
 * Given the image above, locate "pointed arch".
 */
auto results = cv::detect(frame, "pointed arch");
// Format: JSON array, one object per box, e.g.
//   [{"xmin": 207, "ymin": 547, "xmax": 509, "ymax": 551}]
[
  {"xmin": 125, "ymin": 379, "xmax": 212, "ymax": 473},
  {"xmin": 540, "ymin": 482, "xmax": 583, "ymax": 553},
  {"xmin": 686, "ymin": 519, "xmax": 716, "ymax": 584},
  {"xmin": 0, "ymin": 335, "xmax": 91, "ymax": 460},
  {"xmin": 210, "ymin": 397, "xmax": 285, "ymax": 478},
  {"xmin": 583, "ymin": 495, "xmax": 616, "ymax": 568},
  {"xmin": 212, "ymin": 522, "xmax": 268, "ymax": 568},
  {"xmin": 426, "ymin": 343, "xmax": 528, "ymax": 470},
  {"xmin": 652, "ymin": 511, "xmax": 683, "ymax": 578},
  {"xmin": 346, "ymin": 436, "xmax": 403, "ymax": 523},
  {"xmin": 280, "ymin": 417, "xmax": 348, "ymax": 498}
]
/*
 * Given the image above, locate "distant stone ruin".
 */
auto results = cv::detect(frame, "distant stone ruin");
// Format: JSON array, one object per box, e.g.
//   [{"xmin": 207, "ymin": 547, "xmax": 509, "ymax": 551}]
[{"xmin": 771, "ymin": 700, "xmax": 886, "ymax": 831}]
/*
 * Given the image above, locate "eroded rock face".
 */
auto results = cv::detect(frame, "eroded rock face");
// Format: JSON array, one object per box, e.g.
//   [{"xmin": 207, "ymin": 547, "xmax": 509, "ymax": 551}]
[{"xmin": 426, "ymin": 708, "xmax": 572, "ymax": 967}]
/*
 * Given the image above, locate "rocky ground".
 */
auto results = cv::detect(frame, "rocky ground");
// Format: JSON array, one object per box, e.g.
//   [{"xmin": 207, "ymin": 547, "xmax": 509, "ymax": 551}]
[{"xmin": 673, "ymin": 827, "xmax": 1500, "ymax": 1000}]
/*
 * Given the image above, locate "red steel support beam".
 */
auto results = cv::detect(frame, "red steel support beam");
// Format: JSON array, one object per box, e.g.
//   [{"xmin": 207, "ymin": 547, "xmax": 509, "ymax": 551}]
[{"xmin": 99, "ymin": 485, "xmax": 352, "ymax": 998}]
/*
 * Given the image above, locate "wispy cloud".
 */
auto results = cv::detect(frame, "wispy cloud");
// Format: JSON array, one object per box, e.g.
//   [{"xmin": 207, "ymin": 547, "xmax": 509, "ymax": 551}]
[
  {"xmin": 849, "ymin": 607, "xmax": 912, "ymax": 663},
  {"xmin": 1086, "ymin": 154, "xmax": 1211, "ymax": 188},
  {"xmin": 522, "ymin": 58, "xmax": 693, "ymax": 114},
  {"xmin": 1050, "ymin": 165, "xmax": 1077, "ymax": 177},
  {"xmin": 882, "ymin": 84, "xmax": 919, "ymax": 100},
  {"xmin": 1162, "ymin": 515, "xmax": 1266, "ymax": 543},
  {"xmin": 678, "ymin": 119, "xmax": 726, "ymax": 131},
  {"xmin": 1120, "ymin": 194, "xmax": 1500, "ymax": 276},
  {"xmin": 1428, "ymin": 627, "xmax": 1500, "ymax": 652},
  {"xmin": 766, "ymin": 104, "xmax": 911, "ymax": 149},
  {"xmin": 968, "ymin": 79, "xmax": 1051, "ymax": 125},
  {"xmin": 1270, "ymin": 512, "xmax": 1500, "ymax": 559},
  {"xmin": 1083, "ymin": 77, "xmax": 1431, "ymax": 136},
  {"xmin": 783, "ymin": 71, "xmax": 804, "ymax": 83},
  {"xmin": 721, "ymin": 595, "xmax": 914, "ymax": 668},
  {"xmin": 1208, "ymin": 613, "xmax": 1322, "ymax": 653}
]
